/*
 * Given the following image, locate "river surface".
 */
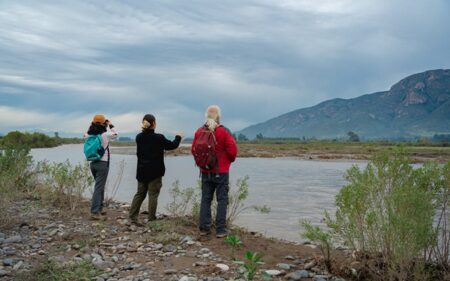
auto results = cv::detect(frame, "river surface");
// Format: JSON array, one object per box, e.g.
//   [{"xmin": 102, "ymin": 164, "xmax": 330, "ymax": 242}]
[{"xmin": 31, "ymin": 144, "xmax": 366, "ymax": 242}]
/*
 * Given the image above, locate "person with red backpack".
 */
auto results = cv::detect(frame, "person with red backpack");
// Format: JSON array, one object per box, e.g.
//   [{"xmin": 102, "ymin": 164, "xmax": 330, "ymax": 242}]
[{"xmin": 192, "ymin": 105, "xmax": 238, "ymax": 238}]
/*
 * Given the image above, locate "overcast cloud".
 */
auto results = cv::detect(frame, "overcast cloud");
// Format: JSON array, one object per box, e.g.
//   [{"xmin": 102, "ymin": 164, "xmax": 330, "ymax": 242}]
[{"xmin": 0, "ymin": 0, "xmax": 449, "ymax": 136}]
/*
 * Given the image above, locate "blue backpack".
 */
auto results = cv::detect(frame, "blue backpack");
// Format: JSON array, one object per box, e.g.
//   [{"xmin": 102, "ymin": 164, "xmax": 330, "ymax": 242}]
[{"xmin": 84, "ymin": 135, "xmax": 105, "ymax": 161}]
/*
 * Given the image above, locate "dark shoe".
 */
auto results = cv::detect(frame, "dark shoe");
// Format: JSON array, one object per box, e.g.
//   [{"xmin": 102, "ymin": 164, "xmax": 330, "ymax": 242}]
[
  {"xmin": 90, "ymin": 213, "xmax": 106, "ymax": 221},
  {"xmin": 199, "ymin": 230, "xmax": 211, "ymax": 236},
  {"xmin": 130, "ymin": 219, "xmax": 144, "ymax": 227},
  {"xmin": 100, "ymin": 210, "xmax": 107, "ymax": 215},
  {"xmin": 216, "ymin": 230, "xmax": 228, "ymax": 238}
]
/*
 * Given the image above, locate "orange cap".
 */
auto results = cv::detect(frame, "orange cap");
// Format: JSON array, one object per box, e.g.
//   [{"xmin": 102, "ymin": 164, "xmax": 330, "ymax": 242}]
[{"xmin": 92, "ymin": 114, "xmax": 106, "ymax": 124}]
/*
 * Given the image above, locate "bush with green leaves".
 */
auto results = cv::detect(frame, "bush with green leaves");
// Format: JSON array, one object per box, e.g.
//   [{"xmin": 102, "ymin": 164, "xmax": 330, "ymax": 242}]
[
  {"xmin": 0, "ymin": 146, "xmax": 35, "ymax": 191},
  {"xmin": 315, "ymin": 149, "xmax": 450, "ymax": 281},
  {"xmin": 165, "ymin": 176, "xmax": 271, "ymax": 226},
  {"xmin": 37, "ymin": 160, "xmax": 94, "ymax": 211},
  {"xmin": 0, "ymin": 146, "xmax": 36, "ymax": 227}
]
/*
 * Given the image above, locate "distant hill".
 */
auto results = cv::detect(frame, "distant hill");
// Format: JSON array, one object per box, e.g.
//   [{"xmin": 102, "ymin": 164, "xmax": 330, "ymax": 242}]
[{"xmin": 238, "ymin": 69, "xmax": 450, "ymax": 140}]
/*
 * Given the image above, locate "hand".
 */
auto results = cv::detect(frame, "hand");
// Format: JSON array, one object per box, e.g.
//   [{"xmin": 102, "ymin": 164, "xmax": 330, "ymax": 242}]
[{"xmin": 175, "ymin": 132, "xmax": 184, "ymax": 139}]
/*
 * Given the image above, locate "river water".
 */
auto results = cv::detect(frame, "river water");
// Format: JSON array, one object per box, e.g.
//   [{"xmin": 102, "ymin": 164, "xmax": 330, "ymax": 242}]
[{"xmin": 31, "ymin": 144, "xmax": 366, "ymax": 242}]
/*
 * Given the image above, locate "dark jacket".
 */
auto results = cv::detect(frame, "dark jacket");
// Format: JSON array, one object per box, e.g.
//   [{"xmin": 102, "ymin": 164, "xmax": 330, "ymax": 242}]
[{"xmin": 136, "ymin": 129, "xmax": 181, "ymax": 182}]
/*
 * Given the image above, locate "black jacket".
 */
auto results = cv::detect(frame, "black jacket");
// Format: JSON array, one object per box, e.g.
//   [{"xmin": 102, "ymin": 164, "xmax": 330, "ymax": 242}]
[{"xmin": 136, "ymin": 129, "xmax": 181, "ymax": 182}]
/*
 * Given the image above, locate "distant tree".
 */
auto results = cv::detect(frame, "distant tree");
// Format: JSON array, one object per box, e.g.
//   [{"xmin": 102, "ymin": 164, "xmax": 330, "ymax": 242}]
[
  {"xmin": 256, "ymin": 133, "xmax": 264, "ymax": 140},
  {"xmin": 54, "ymin": 132, "xmax": 60, "ymax": 138},
  {"xmin": 237, "ymin": 133, "xmax": 248, "ymax": 141},
  {"xmin": 347, "ymin": 131, "xmax": 360, "ymax": 142},
  {"xmin": 232, "ymin": 133, "xmax": 237, "ymax": 140}
]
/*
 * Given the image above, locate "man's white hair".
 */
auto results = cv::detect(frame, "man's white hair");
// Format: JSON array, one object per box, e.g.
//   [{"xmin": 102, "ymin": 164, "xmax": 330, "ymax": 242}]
[{"xmin": 205, "ymin": 105, "xmax": 221, "ymax": 130}]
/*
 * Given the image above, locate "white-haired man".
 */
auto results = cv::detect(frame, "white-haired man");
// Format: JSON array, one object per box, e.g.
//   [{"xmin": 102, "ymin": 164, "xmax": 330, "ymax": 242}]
[{"xmin": 191, "ymin": 105, "xmax": 238, "ymax": 238}]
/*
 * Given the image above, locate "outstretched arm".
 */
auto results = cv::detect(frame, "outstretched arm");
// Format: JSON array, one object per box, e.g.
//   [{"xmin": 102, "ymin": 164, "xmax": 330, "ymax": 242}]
[{"xmin": 163, "ymin": 135, "xmax": 182, "ymax": 151}]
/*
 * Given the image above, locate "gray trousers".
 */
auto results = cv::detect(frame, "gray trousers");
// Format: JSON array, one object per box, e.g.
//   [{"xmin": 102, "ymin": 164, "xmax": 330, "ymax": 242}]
[{"xmin": 90, "ymin": 161, "xmax": 109, "ymax": 214}]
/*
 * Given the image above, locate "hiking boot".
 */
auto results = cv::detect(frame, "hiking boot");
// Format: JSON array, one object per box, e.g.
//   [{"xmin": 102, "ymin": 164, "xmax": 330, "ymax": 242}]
[
  {"xmin": 130, "ymin": 219, "xmax": 144, "ymax": 227},
  {"xmin": 90, "ymin": 213, "xmax": 105, "ymax": 221},
  {"xmin": 216, "ymin": 230, "xmax": 228, "ymax": 238},
  {"xmin": 199, "ymin": 230, "xmax": 211, "ymax": 236},
  {"xmin": 100, "ymin": 210, "xmax": 107, "ymax": 215}
]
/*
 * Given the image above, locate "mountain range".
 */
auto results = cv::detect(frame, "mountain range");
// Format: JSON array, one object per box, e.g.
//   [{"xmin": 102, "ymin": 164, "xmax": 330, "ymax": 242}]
[{"xmin": 237, "ymin": 69, "xmax": 450, "ymax": 140}]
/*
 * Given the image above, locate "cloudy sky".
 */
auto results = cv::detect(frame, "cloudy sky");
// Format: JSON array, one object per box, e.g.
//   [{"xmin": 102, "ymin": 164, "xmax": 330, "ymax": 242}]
[{"xmin": 0, "ymin": 0, "xmax": 449, "ymax": 136}]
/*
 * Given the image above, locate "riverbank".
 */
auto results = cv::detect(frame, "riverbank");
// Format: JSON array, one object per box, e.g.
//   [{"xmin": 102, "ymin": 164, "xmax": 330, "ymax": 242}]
[
  {"xmin": 111, "ymin": 141, "xmax": 450, "ymax": 163},
  {"xmin": 0, "ymin": 197, "xmax": 353, "ymax": 281}
]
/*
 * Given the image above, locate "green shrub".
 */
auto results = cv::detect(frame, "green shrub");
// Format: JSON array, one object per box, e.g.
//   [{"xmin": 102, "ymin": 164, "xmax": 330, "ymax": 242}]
[
  {"xmin": 37, "ymin": 160, "xmax": 93, "ymax": 211},
  {"xmin": 0, "ymin": 146, "xmax": 35, "ymax": 191},
  {"xmin": 301, "ymin": 220, "xmax": 333, "ymax": 270},
  {"xmin": 324, "ymin": 149, "xmax": 448, "ymax": 280},
  {"xmin": 0, "ymin": 147, "xmax": 35, "ymax": 227},
  {"xmin": 165, "ymin": 176, "xmax": 270, "ymax": 226}
]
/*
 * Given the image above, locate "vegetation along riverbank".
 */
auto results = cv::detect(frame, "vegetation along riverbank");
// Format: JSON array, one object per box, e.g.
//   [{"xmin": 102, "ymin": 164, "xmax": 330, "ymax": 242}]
[
  {"xmin": 111, "ymin": 140, "xmax": 450, "ymax": 163},
  {"xmin": 0, "ymin": 146, "xmax": 448, "ymax": 280}
]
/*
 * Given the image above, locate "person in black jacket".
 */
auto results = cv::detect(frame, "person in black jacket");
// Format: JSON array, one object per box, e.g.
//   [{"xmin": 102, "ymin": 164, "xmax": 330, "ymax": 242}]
[{"xmin": 129, "ymin": 114, "xmax": 183, "ymax": 225}]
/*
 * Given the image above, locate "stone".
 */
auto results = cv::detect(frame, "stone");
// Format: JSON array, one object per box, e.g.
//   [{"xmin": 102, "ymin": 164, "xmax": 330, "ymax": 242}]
[
  {"xmin": 264, "ymin": 269, "xmax": 282, "ymax": 276},
  {"xmin": 48, "ymin": 229, "xmax": 59, "ymax": 236},
  {"xmin": 198, "ymin": 248, "xmax": 210, "ymax": 254},
  {"xmin": 215, "ymin": 263, "xmax": 229, "ymax": 271},
  {"xmin": 304, "ymin": 260, "xmax": 316, "ymax": 270},
  {"xmin": 91, "ymin": 253, "xmax": 103, "ymax": 261},
  {"xmin": 0, "ymin": 269, "xmax": 8, "ymax": 277},
  {"xmin": 163, "ymin": 244, "xmax": 177, "ymax": 252},
  {"xmin": 0, "ymin": 233, "xmax": 5, "ymax": 239},
  {"xmin": 286, "ymin": 270, "xmax": 309, "ymax": 280},
  {"xmin": 48, "ymin": 256, "xmax": 66, "ymax": 264},
  {"xmin": 194, "ymin": 261, "xmax": 208, "ymax": 267},
  {"xmin": 3, "ymin": 258, "xmax": 14, "ymax": 266},
  {"xmin": 314, "ymin": 276, "xmax": 328, "ymax": 281},
  {"xmin": 95, "ymin": 278, "xmax": 105, "ymax": 281},
  {"xmin": 124, "ymin": 262, "xmax": 141, "ymax": 270},
  {"xmin": 13, "ymin": 260, "xmax": 24, "ymax": 270},
  {"xmin": 93, "ymin": 260, "xmax": 114, "ymax": 270},
  {"xmin": 285, "ymin": 255, "xmax": 295, "ymax": 260},
  {"xmin": 164, "ymin": 269, "xmax": 178, "ymax": 275},
  {"xmin": 4, "ymin": 235, "xmax": 22, "ymax": 244},
  {"xmin": 180, "ymin": 236, "xmax": 193, "ymax": 243},
  {"xmin": 277, "ymin": 263, "xmax": 291, "ymax": 270},
  {"xmin": 3, "ymin": 247, "xmax": 16, "ymax": 256},
  {"xmin": 178, "ymin": 276, "xmax": 190, "ymax": 281},
  {"xmin": 186, "ymin": 251, "xmax": 197, "ymax": 257}
]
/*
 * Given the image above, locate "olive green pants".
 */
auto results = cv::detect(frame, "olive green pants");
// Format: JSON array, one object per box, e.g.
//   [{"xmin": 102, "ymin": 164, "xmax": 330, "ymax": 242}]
[{"xmin": 129, "ymin": 177, "xmax": 162, "ymax": 221}]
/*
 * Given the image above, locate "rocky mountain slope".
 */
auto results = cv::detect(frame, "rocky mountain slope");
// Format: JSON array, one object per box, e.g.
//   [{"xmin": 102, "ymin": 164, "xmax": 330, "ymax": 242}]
[{"xmin": 238, "ymin": 69, "xmax": 450, "ymax": 139}]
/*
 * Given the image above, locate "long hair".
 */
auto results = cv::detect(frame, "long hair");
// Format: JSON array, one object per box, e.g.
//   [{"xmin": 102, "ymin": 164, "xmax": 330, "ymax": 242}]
[{"xmin": 87, "ymin": 123, "xmax": 106, "ymax": 135}]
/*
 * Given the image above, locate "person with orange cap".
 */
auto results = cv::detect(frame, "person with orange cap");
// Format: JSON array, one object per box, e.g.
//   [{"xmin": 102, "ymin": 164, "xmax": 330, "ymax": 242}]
[{"xmin": 84, "ymin": 114, "xmax": 118, "ymax": 220}]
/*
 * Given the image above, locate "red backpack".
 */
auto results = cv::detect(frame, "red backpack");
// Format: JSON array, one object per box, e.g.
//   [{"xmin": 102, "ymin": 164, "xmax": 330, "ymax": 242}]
[{"xmin": 193, "ymin": 125, "xmax": 220, "ymax": 170}]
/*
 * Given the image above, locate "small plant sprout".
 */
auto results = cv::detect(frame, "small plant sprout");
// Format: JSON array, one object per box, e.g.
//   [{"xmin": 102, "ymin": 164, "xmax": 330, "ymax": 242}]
[
  {"xmin": 234, "ymin": 251, "xmax": 272, "ymax": 281},
  {"xmin": 224, "ymin": 234, "xmax": 243, "ymax": 260}
]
